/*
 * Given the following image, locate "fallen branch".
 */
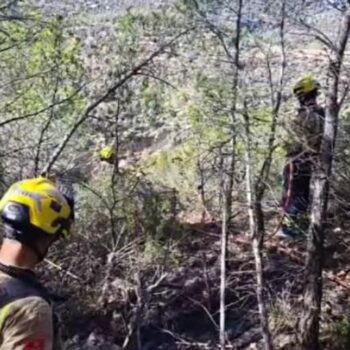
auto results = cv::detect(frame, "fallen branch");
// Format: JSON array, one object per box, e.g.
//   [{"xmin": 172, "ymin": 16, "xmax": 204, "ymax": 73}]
[{"xmin": 44, "ymin": 258, "xmax": 80, "ymax": 280}]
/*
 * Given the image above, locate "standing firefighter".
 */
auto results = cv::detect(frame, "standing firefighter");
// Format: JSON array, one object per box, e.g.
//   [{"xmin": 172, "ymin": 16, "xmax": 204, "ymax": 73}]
[
  {"xmin": 0, "ymin": 177, "xmax": 74, "ymax": 349},
  {"xmin": 278, "ymin": 76, "xmax": 325, "ymax": 238}
]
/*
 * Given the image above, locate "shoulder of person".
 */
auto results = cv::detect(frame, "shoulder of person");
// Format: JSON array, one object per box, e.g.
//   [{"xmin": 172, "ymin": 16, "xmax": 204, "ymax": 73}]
[
  {"xmin": 314, "ymin": 105, "xmax": 325, "ymax": 117},
  {"xmin": 1, "ymin": 296, "xmax": 54, "ymax": 350},
  {"xmin": 2, "ymin": 296, "xmax": 52, "ymax": 328},
  {"xmin": 299, "ymin": 104, "xmax": 324, "ymax": 116}
]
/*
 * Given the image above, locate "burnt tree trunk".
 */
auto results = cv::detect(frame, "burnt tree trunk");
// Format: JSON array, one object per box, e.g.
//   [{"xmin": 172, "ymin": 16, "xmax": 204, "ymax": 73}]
[{"xmin": 299, "ymin": 9, "xmax": 350, "ymax": 350}]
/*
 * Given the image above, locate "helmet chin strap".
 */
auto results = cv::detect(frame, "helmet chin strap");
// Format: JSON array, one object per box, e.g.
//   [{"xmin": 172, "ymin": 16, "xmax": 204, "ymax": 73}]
[{"xmin": 25, "ymin": 241, "xmax": 46, "ymax": 262}]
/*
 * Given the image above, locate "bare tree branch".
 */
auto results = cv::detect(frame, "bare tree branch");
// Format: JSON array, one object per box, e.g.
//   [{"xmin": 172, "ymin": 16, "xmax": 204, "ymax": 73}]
[
  {"xmin": 295, "ymin": 18, "xmax": 336, "ymax": 50},
  {"xmin": 137, "ymin": 70, "xmax": 178, "ymax": 90},
  {"xmin": 0, "ymin": 87, "xmax": 83, "ymax": 127}
]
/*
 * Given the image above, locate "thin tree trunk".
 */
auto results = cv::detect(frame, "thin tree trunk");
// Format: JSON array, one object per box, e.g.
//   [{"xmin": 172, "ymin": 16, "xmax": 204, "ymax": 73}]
[
  {"xmin": 226, "ymin": 135, "xmax": 236, "ymax": 224},
  {"xmin": 244, "ymin": 108, "xmax": 273, "ymax": 350},
  {"xmin": 299, "ymin": 9, "xmax": 350, "ymax": 349},
  {"xmin": 218, "ymin": 147, "xmax": 224, "ymax": 210},
  {"xmin": 226, "ymin": 0, "xmax": 242, "ymax": 223},
  {"xmin": 255, "ymin": 0, "xmax": 286, "ymax": 204},
  {"xmin": 197, "ymin": 156, "xmax": 207, "ymax": 223},
  {"xmin": 220, "ymin": 189, "xmax": 228, "ymax": 350}
]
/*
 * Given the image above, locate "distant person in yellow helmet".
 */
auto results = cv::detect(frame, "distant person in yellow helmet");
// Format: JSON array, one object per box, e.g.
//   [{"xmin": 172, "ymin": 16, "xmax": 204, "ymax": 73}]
[
  {"xmin": 99, "ymin": 146, "xmax": 116, "ymax": 165},
  {"xmin": 0, "ymin": 177, "xmax": 75, "ymax": 349},
  {"xmin": 278, "ymin": 75, "xmax": 325, "ymax": 239}
]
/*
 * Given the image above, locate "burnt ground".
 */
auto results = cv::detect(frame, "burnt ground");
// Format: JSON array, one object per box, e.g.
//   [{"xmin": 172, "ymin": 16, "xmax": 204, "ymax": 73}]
[{"xmin": 48, "ymin": 215, "xmax": 350, "ymax": 350}]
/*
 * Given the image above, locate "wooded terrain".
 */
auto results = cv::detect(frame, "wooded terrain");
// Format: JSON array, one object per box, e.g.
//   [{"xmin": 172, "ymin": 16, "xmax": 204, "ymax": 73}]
[{"xmin": 2, "ymin": 0, "xmax": 350, "ymax": 349}]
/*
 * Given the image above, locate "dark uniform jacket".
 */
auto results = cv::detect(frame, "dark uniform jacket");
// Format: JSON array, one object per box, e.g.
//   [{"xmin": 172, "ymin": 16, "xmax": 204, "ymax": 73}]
[
  {"xmin": 281, "ymin": 102, "xmax": 325, "ymax": 211},
  {"xmin": 286, "ymin": 101, "xmax": 325, "ymax": 156}
]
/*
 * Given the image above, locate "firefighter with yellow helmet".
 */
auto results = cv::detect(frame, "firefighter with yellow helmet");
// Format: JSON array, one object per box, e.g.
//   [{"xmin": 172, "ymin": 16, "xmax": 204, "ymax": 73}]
[
  {"xmin": 278, "ymin": 75, "xmax": 325, "ymax": 238},
  {"xmin": 0, "ymin": 177, "xmax": 74, "ymax": 349},
  {"xmin": 99, "ymin": 146, "xmax": 116, "ymax": 165}
]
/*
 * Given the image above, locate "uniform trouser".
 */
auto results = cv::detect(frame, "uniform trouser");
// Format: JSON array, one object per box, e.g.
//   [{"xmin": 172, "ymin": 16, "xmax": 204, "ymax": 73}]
[
  {"xmin": 282, "ymin": 196, "xmax": 310, "ymax": 235},
  {"xmin": 281, "ymin": 155, "xmax": 312, "ymax": 235}
]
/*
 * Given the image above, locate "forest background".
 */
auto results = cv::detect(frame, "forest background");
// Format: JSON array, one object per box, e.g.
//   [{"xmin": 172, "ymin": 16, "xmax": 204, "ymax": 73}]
[{"xmin": 2, "ymin": 0, "xmax": 350, "ymax": 349}]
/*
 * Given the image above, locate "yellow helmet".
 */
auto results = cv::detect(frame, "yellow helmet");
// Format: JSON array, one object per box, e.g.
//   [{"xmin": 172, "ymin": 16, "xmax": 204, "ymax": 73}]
[
  {"xmin": 99, "ymin": 146, "xmax": 115, "ymax": 162},
  {"xmin": 0, "ymin": 177, "xmax": 74, "ymax": 238},
  {"xmin": 293, "ymin": 75, "xmax": 320, "ymax": 98}
]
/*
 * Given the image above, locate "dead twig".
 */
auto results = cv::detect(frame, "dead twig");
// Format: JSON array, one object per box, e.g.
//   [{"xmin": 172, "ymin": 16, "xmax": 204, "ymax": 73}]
[{"xmin": 44, "ymin": 258, "xmax": 81, "ymax": 281}]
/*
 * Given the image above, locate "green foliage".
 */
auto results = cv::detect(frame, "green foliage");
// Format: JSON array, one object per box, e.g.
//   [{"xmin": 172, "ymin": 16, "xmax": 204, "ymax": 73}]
[
  {"xmin": 268, "ymin": 294, "xmax": 299, "ymax": 338},
  {"xmin": 139, "ymin": 81, "xmax": 165, "ymax": 125},
  {"xmin": 187, "ymin": 103, "xmax": 203, "ymax": 129},
  {"xmin": 324, "ymin": 316, "xmax": 350, "ymax": 350},
  {"xmin": 78, "ymin": 168, "xmax": 178, "ymax": 255},
  {"xmin": 1, "ymin": 1, "xmax": 347, "ymax": 348},
  {"xmin": 0, "ymin": 5, "xmax": 86, "ymax": 176}
]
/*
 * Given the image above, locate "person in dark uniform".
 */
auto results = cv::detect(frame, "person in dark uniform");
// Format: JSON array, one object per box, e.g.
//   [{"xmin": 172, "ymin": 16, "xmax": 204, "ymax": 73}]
[{"xmin": 278, "ymin": 76, "xmax": 325, "ymax": 238}]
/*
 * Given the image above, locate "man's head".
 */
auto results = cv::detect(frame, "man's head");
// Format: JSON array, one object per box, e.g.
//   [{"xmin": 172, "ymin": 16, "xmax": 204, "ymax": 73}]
[
  {"xmin": 0, "ymin": 177, "xmax": 74, "ymax": 265},
  {"xmin": 293, "ymin": 75, "xmax": 320, "ymax": 105},
  {"xmin": 99, "ymin": 146, "xmax": 115, "ymax": 164}
]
